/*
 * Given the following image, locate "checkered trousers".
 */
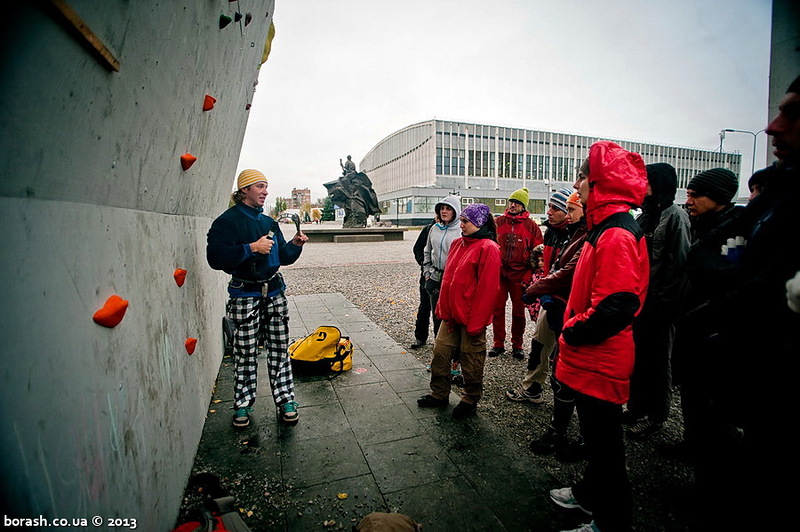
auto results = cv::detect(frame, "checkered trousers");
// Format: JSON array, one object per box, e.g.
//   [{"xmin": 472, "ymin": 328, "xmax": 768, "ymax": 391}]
[{"xmin": 226, "ymin": 292, "xmax": 295, "ymax": 409}]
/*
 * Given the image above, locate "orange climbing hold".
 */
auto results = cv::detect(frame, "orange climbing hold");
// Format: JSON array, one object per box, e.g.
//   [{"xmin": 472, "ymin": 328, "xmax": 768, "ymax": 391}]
[
  {"xmin": 180, "ymin": 153, "xmax": 197, "ymax": 170},
  {"xmin": 173, "ymin": 268, "xmax": 188, "ymax": 287},
  {"xmin": 203, "ymin": 94, "xmax": 216, "ymax": 111},
  {"xmin": 185, "ymin": 337, "xmax": 198, "ymax": 355},
  {"xmin": 93, "ymin": 295, "xmax": 129, "ymax": 328}
]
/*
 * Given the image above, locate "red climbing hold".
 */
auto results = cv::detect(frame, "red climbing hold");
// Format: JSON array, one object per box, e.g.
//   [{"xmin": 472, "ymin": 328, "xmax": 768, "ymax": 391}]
[
  {"xmin": 185, "ymin": 338, "xmax": 198, "ymax": 355},
  {"xmin": 173, "ymin": 268, "xmax": 188, "ymax": 287},
  {"xmin": 93, "ymin": 295, "xmax": 129, "ymax": 328},
  {"xmin": 245, "ymin": 103, "xmax": 251, "ymax": 110},
  {"xmin": 180, "ymin": 153, "xmax": 197, "ymax": 170},
  {"xmin": 245, "ymin": 12, "xmax": 253, "ymax": 26},
  {"xmin": 219, "ymin": 14, "xmax": 232, "ymax": 29},
  {"xmin": 203, "ymin": 94, "xmax": 216, "ymax": 111}
]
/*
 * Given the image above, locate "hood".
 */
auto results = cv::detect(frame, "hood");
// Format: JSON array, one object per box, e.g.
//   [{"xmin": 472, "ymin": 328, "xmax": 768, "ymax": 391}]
[
  {"xmin": 435, "ymin": 194, "xmax": 462, "ymax": 226},
  {"xmin": 642, "ymin": 163, "xmax": 678, "ymax": 212},
  {"xmin": 586, "ymin": 141, "xmax": 647, "ymax": 228}
]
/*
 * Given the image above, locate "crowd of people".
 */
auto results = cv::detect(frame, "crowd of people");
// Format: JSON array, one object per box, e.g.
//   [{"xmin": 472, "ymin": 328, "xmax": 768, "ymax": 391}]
[
  {"xmin": 204, "ymin": 76, "xmax": 798, "ymax": 532},
  {"xmin": 416, "ymin": 76, "xmax": 800, "ymax": 531}
]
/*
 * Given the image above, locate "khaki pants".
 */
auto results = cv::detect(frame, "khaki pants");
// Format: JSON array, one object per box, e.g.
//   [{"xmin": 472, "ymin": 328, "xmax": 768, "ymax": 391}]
[
  {"xmin": 429, "ymin": 323, "xmax": 487, "ymax": 405},
  {"xmin": 521, "ymin": 308, "xmax": 558, "ymax": 391}
]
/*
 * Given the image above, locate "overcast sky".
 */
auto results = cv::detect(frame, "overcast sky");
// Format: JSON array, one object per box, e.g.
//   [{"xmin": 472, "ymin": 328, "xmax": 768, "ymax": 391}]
[{"xmin": 237, "ymin": 0, "xmax": 773, "ymax": 204}]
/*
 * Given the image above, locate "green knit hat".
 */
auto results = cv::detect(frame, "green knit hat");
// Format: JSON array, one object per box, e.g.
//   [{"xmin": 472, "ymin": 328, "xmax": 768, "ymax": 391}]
[{"xmin": 508, "ymin": 187, "xmax": 529, "ymax": 209}]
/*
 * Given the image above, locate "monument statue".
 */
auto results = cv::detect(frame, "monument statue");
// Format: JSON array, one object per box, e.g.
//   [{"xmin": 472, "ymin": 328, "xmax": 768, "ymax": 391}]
[
  {"xmin": 325, "ymin": 160, "xmax": 381, "ymax": 228},
  {"xmin": 340, "ymin": 155, "xmax": 356, "ymax": 175}
]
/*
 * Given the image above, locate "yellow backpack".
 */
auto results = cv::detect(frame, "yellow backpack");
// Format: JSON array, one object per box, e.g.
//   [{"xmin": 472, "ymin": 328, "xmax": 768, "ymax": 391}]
[{"xmin": 289, "ymin": 326, "xmax": 353, "ymax": 375}]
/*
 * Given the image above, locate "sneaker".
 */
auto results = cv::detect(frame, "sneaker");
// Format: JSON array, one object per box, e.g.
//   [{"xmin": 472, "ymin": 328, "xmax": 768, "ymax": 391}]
[
  {"xmin": 559, "ymin": 521, "xmax": 600, "ymax": 532},
  {"xmin": 627, "ymin": 416, "xmax": 663, "ymax": 440},
  {"xmin": 410, "ymin": 338, "xmax": 426, "ymax": 349},
  {"xmin": 417, "ymin": 394, "xmax": 448, "ymax": 408},
  {"xmin": 505, "ymin": 387, "xmax": 544, "ymax": 404},
  {"xmin": 488, "ymin": 346, "xmax": 505, "ymax": 357},
  {"xmin": 511, "ymin": 348, "xmax": 525, "ymax": 360},
  {"xmin": 452, "ymin": 401, "xmax": 477, "ymax": 418},
  {"xmin": 280, "ymin": 401, "xmax": 299, "ymax": 424},
  {"xmin": 549, "ymin": 487, "xmax": 593, "ymax": 516},
  {"xmin": 232, "ymin": 407, "xmax": 252, "ymax": 429},
  {"xmin": 530, "ymin": 427, "xmax": 568, "ymax": 454},
  {"xmin": 555, "ymin": 439, "xmax": 588, "ymax": 462}
]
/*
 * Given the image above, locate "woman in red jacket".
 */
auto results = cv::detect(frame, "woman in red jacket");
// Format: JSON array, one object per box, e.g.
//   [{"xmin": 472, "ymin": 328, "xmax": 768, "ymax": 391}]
[
  {"xmin": 417, "ymin": 203, "xmax": 502, "ymax": 418},
  {"xmin": 549, "ymin": 141, "xmax": 649, "ymax": 532}
]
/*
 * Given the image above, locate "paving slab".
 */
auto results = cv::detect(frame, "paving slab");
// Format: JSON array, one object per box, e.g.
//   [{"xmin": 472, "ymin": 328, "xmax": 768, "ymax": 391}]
[{"xmin": 181, "ymin": 292, "xmax": 563, "ymax": 531}]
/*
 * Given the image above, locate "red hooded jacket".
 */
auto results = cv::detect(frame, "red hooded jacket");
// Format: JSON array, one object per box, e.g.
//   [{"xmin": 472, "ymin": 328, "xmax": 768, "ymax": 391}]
[
  {"xmin": 436, "ymin": 235, "xmax": 502, "ymax": 336},
  {"xmin": 555, "ymin": 141, "xmax": 650, "ymax": 404},
  {"xmin": 495, "ymin": 209, "xmax": 544, "ymax": 283}
]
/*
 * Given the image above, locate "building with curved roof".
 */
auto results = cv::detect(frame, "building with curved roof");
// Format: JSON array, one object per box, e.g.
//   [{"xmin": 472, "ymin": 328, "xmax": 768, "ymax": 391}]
[{"xmin": 360, "ymin": 119, "xmax": 742, "ymax": 225}]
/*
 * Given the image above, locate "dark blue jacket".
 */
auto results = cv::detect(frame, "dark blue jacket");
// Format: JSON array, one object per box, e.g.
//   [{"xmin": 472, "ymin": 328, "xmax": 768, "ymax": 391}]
[{"xmin": 207, "ymin": 203, "xmax": 302, "ymax": 296}]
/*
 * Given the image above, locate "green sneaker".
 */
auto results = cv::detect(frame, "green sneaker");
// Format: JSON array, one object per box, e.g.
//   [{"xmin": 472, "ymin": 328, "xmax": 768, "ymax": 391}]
[
  {"xmin": 280, "ymin": 401, "xmax": 299, "ymax": 424},
  {"xmin": 232, "ymin": 406, "xmax": 252, "ymax": 429}
]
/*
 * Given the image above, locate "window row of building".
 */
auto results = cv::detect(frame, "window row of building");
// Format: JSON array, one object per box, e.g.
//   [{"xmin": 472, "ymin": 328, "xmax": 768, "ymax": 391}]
[{"xmin": 361, "ymin": 119, "xmax": 743, "ymax": 226}]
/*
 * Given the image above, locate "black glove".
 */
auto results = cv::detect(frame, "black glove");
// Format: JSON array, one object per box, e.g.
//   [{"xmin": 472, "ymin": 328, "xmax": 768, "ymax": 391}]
[{"xmin": 521, "ymin": 291, "xmax": 535, "ymax": 305}]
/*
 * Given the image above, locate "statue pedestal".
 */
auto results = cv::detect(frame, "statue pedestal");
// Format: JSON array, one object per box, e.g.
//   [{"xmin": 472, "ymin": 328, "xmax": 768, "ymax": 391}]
[{"xmin": 300, "ymin": 226, "xmax": 405, "ymax": 243}]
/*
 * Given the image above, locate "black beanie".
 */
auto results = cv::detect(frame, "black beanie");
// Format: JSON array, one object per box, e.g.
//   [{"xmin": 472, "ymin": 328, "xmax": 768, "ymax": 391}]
[{"xmin": 687, "ymin": 168, "xmax": 739, "ymax": 205}]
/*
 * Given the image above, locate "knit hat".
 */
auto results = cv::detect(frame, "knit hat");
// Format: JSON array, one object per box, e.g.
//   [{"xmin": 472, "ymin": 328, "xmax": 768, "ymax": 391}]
[
  {"xmin": 687, "ymin": 168, "xmax": 739, "ymax": 205},
  {"xmin": 460, "ymin": 203, "xmax": 491, "ymax": 227},
  {"xmin": 237, "ymin": 168, "xmax": 267, "ymax": 189},
  {"xmin": 549, "ymin": 187, "xmax": 572, "ymax": 213},
  {"xmin": 508, "ymin": 187, "xmax": 529, "ymax": 208},
  {"xmin": 566, "ymin": 191, "xmax": 582, "ymax": 207},
  {"xmin": 355, "ymin": 512, "xmax": 419, "ymax": 532}
]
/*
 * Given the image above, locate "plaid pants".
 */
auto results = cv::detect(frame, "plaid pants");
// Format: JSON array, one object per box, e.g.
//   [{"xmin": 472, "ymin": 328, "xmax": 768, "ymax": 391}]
[{"xmin": 226, "ymin": 292, "xmax": 294, "ymax": 409}]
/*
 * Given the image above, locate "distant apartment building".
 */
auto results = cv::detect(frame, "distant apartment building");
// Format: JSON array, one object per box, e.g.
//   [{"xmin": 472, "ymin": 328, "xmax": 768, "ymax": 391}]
[
  {"xmin": 290, "ymin": 187, "xmax": 311, "ymax": 209},
  {"xmin": 360, "ymin": 119, "xmax": 743, "ymax": 226}
]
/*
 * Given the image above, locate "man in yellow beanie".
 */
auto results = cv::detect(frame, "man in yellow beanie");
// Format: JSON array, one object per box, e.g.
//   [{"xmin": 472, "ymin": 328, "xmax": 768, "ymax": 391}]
[
  {"xmin": 207, "ymin": 169, "xmax": 308, "ymax": 429},
  {"xmin": 489, "ymin": 188, "xmax": 543, "ymax": 359}
]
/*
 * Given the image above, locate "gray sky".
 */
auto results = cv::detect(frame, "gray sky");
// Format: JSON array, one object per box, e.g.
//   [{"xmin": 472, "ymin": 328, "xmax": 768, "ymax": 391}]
[{"xmin": 237, "ymin": 0, "xmax": 773, "ymax": 204}]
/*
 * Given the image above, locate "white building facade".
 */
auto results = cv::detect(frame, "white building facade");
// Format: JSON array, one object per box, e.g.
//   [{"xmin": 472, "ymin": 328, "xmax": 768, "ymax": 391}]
[{"xmin": 361, "ymin": 119, "xmax": 742, "ymax": 225}]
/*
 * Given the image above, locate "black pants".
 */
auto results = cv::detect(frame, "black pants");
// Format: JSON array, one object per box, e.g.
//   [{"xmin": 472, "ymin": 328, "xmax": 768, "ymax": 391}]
[
  {"xmin": 414, "ymin": 273, "xmax": 432, "ymax": 342},
  {"xmin": 628, "ymin": 311, "xmax": 675, "ymax": 423},
  {"xmin": 425, "ymin": 278, "xmax": 442, "ymax": 337},
  {"xmin": 571, "ymin": 389, "xmax": 631, "ymax": 532}
]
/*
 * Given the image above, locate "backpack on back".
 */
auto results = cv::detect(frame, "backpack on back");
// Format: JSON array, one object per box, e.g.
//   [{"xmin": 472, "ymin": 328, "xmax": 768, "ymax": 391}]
[{"xmin": 289, "ymin": 325, "xmax": 353, "ymax": 375}]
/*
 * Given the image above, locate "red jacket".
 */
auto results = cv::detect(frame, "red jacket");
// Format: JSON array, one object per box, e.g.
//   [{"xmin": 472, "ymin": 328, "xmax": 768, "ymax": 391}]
[
  {"xmin": 495, "ymin": 210, "xmax": 544, "ymax": 283},
  {"xmin": 436, "ymin": 235, "xmax": 502, "ymax": 336},
  {"xmin": 555, "ymin": 141, "xmax": 650, "ymax": 404}
]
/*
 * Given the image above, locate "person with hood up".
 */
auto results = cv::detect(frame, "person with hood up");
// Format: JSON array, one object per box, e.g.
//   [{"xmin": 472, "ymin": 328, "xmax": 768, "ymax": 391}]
[
  {"xmin": 522, "ymin": 190, "xmax": 590, "ymax": 461},
  {"xmin": 549, "ymin": 141, "xmax": 649, "ymax": 532},
  {"xmin": 422, "ymin": 195, "xmax": 461, "ymax": 339},
  {"xmin": 489, "ymin": 188, "xmax": 544, "ymax": 359},
  {"xmin": 624, "ymin": 163, "xmax": 690, "ymax": 440},
  {"xmin": 417, "ymin": 203, "xmax": 501, "ymax": 418},
  {"xmin": 411, "ymin": 218, "xmax": 435, "ymax": 349}
]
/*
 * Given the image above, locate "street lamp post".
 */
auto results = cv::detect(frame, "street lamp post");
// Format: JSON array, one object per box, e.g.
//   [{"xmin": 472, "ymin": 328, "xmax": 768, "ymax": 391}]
[{"xmin": 719, "ymin": 128, "xmax": 765, "ymax": 177}]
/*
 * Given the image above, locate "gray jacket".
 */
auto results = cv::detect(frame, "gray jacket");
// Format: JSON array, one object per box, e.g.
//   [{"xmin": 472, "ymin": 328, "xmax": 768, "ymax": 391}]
[{"xmin": 423, "ymin": 195, "xmax": 462, "ymax": 282}]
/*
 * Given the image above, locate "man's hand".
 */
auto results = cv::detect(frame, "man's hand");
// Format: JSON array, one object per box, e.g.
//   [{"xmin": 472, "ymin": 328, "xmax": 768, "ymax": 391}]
[
  {"xmin": 292, "ymin": 231, "xmax": 309, "ymax": 246},
  {"xmin": 250, "ymin": 235, "xmax": 273, "ymax": 254}
]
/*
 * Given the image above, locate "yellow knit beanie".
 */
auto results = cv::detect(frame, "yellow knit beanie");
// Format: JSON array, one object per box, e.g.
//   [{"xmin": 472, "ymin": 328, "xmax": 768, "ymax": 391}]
[
  {"xmin": 508, "ymin": 187, "xmax": 529, "ymax": 208},
  {"xmin": 237, "ymin": 169, "xmax": 267, "ymax": 189}
]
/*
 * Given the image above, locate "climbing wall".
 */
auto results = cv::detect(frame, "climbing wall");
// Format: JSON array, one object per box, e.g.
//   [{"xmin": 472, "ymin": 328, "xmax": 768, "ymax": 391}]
[{"xmin": 0, "ymin": 1, "xmax": 276, "ymax": 528}]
